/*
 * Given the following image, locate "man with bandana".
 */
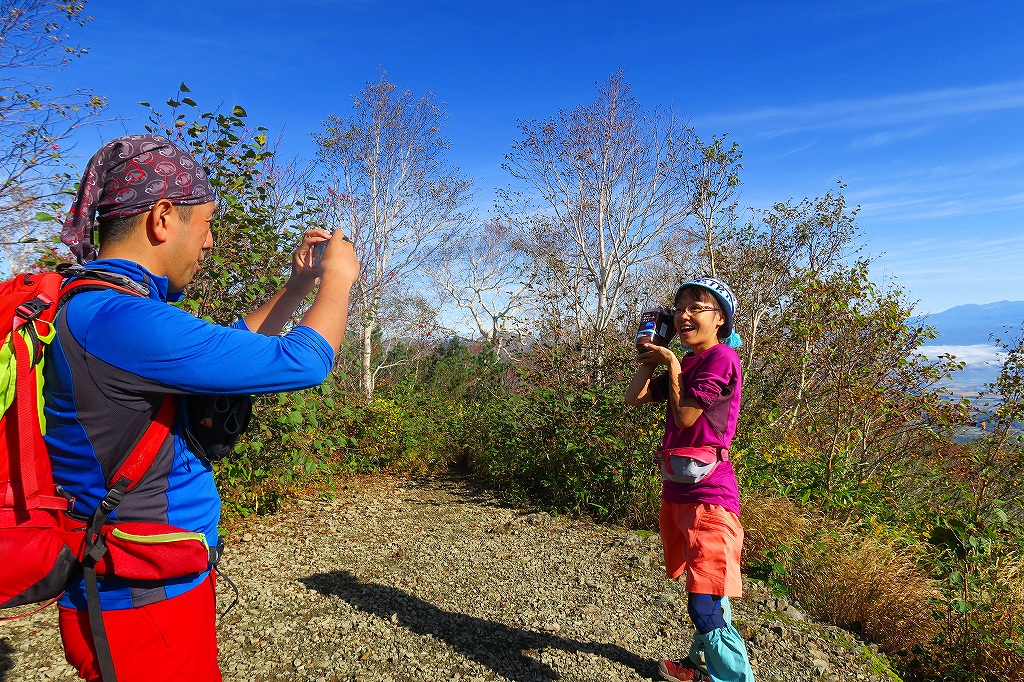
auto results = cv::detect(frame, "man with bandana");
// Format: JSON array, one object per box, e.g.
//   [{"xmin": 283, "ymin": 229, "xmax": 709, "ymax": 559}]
[{"xmin": 46, "ymin": 134, "xmax": 359, "ymax": 681}]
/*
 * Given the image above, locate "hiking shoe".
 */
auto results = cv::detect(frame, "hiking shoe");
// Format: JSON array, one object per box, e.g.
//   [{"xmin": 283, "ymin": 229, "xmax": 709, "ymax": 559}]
[{"xmin": 658, "ymin": 657, "xmax": 711, "ymax": 682}]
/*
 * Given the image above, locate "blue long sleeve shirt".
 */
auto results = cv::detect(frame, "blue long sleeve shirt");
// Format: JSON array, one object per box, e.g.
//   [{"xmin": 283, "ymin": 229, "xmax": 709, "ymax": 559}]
[{"xmin": 43, "ymin": 259, "xmax": 333, "ymax": 609}]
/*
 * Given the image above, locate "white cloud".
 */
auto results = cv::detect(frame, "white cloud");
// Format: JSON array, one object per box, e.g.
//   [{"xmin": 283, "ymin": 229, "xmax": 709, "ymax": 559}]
[
  {"xmin": 699, "ymin": 80, "xmax": 1024, "ymax": 138},
  {"xmin": 874, "ymin": 235, "xmax": 1024, "ymax": 280},
  {"xmin": 849, "ymin": 124, "xmax": 937, "ymax": 150},
  {"xmin": 920, "ymin": 344, "xmax": 1005, "ymax": 366},
  {"xmin": 844, "ymin": 153, "xmax": 1024, "ymax": 221}
]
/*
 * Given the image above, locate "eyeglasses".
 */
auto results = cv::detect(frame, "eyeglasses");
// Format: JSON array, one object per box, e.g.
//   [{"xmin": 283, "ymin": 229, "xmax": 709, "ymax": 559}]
[{"xmin": 671, "ymin": 304, "xmax": 720, "ymax": 317}]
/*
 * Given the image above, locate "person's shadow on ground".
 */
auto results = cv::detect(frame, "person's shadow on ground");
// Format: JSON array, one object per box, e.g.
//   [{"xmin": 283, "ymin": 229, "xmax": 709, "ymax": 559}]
[
  {"xmin": 301, "ymin": 570, "xmax": 656, "ymax": 681},
  {"xmin": 0, "ymin": 637, "xmax": 15, "ymax": 681}
]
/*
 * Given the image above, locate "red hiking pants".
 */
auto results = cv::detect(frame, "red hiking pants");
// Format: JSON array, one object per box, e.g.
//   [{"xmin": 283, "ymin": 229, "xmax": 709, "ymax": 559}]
[{"xmin": 58, "ymin": 572, "xmax": 220, "ymax": 681}]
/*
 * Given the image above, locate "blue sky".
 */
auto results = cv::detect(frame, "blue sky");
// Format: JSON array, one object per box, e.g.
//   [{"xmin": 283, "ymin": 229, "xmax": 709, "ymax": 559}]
[{"xmin": 47, "ymin": 0, "xmax": 1024, "ymax": 314}]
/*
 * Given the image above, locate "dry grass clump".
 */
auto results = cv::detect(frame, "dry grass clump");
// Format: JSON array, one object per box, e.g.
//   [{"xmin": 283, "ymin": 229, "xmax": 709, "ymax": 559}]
[
  {"xmin": 788, "ymin": 531, "xmax": 941, "ymax": 656},
  {"xmin": 740, "ymin": 494, "xmax": 1024, "ymax": 681},
  {"xmin": 741, "ymin": 493, "xmax": 811, "ymax": 562},
  {"xmin": 740, "ymin": 494, "xmax": 939, "ymax": 657},
  {"xmin": 984, "ymin": 553, "xmax": 1024, "ymax": 678}
]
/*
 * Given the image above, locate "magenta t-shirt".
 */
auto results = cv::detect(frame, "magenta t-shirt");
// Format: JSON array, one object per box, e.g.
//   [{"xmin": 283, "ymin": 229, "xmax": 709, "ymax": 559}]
[{"xmin": 649, "ymin": 343, "xmax": 743, "ymax": 516}]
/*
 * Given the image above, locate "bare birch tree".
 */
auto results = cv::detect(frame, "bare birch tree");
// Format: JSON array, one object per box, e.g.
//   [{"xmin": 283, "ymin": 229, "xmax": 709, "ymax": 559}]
[
  {"xmin": 315, "ymin": 73, "xmax": 473, "ymax": 398},
  {"xmin": 719, "ymin": 184, "xmax": 859, "ymax": 366},
  {"xmin": 500, "ymin": 70, "xmax": 696, "ymax": 337},
  {"xmin": 1, "ymin": 1, "xmax": 105, "ymax": 272},
  {"xmin": 1, "ymin": 185, "xmax": 42, "ymax": 272},
  {"xmin": 430, "ymin": 218, "xmax": 535, "ymax": 355}
]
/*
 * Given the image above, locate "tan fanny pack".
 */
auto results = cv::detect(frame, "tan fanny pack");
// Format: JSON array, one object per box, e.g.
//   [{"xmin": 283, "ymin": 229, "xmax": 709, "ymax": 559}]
[{"xmin": 656, "ymin": 446, "xmax": 730, "ymax": 485}]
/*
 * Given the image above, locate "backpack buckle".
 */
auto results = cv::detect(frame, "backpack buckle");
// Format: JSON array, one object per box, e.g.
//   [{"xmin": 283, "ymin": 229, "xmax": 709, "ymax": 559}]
[
  {"xmin": 98, "ymin": 487, "xmax": 126, "ymax": 514},
  {"xmin": 15, "ymin": 295, "xmax": 53, "ymax": 322}
]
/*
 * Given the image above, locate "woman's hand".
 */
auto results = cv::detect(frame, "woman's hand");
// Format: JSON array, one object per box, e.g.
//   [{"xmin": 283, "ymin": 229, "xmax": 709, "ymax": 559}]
[
  {"xmin": 637, "ymin": 342, "xmax": 678, "ymax": 367},
  {"xmin": 290, "ymin": 228, "xmax": 332, "ymax": 290}
]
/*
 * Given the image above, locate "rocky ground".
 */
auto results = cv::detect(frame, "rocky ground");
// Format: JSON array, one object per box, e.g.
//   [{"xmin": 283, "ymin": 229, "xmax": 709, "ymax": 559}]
[{"xmin": 1, "ymin": 475, "xmax": 902, "ymax": 681}]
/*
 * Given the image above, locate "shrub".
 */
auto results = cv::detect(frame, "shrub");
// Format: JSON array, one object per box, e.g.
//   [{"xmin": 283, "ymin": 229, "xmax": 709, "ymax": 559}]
[
  {"xmin": 216, "ymin": 380, "xmax": 361, "ymax": 516},
  {"xmin": 463, "ymin": 336, "xmax": 663, "ymax": 525},
  {"xmin": 216, "ymin": 372, "xmax": 469, "ymax": 516},
  {"xmin": 922, "ymin": 511, "xmax": 1024, "ymax": 682}
]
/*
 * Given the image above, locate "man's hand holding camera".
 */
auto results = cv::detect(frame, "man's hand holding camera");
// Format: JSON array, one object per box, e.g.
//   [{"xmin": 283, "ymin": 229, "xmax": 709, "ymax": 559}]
[
  {"xmin": 291, "ymin": 229, "xmax": 359, "ymax": 290},
  {"xmin": 313, "ymin": 231, "xmax": 359, "ymax": 288}
]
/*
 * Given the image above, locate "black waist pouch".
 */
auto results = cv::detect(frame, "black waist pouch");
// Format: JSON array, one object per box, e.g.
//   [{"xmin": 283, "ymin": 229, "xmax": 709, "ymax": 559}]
[{"xmin": 183, "ymin": 394, "xmax": 252, "ymax": 461}]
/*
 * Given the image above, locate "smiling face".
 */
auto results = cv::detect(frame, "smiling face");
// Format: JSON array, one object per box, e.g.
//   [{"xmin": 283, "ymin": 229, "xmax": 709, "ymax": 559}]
[
  {"xmin": 673, "ymin": 286, "xmax": 724, "ymax": 354},
  {"xmin": 165, "ymin": 202, "xmax": 215, "ymax": 292}
]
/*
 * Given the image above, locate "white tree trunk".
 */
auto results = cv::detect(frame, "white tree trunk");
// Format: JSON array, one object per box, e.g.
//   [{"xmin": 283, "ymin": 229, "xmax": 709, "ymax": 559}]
[{"xmin": 361, "ymin": 320, "xmax": 375, "ymax": 399}]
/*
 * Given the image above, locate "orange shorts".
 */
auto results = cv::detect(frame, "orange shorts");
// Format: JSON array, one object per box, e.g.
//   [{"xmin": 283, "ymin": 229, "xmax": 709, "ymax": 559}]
[{"xmin": 659, "ymin": 500, "xmax": 744, "ymax": 597}]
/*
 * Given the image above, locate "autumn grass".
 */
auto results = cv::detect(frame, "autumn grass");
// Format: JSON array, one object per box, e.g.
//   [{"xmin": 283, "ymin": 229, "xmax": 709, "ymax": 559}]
[
  {"xmin": 741, "ymin": 494, "xmax": 1024, "ymax": 682},
  {"xmin": 741, "ymin": 495, "xmax": 939, "ymax": 660}
]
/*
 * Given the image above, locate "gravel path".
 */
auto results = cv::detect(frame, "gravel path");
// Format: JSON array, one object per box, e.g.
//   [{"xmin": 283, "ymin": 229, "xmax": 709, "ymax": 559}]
[{"xmin": 2, "ymin": 475, "xmax": 900, "ymax": 681}]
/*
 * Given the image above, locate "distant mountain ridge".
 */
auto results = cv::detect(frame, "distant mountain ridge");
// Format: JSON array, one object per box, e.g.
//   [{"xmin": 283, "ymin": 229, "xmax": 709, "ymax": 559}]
[{"xmin": 922, "ymin": 300, "xmax": 1024, "ymax": 346}]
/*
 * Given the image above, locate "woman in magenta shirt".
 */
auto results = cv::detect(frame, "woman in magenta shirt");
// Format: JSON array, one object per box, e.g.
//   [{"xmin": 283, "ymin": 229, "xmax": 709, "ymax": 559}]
[{"xmin": 626, "ymin": 277, "xmax": 755, "ymax": 682}]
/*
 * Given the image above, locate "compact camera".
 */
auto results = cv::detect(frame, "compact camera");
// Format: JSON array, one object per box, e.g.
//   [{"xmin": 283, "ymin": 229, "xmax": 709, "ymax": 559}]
[
  {"xmin": 635, "ymin": 307, "xmax": 674, "ymax": 352},
  {"xmin": 313, "ymin": 240, "xmax": 328, "ymax": 267},
  {"xmin": 312, "ymin": 232, "xmax": 353, "ymax": 267}
]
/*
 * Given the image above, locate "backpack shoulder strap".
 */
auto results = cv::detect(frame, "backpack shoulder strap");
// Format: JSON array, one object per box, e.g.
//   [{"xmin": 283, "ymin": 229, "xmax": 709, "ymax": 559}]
[
  {"xmin": 8, "ymin": 299, "xmax": 61, "ymax": 508},
  {"xmin": 81, "ymin": 394, "xmax": 175, "ymax": 682},
  {"xmin": 54, "ymin": 275, "xmax": 177, "ymax": 501},
  {"xmin": 96, "ymin": 396, "xmax": 176, "ymax": 513},
  {"xmin": 57, "ymin": 278, "xmax": 148, "ymax": 309},
  {"xmin": 6, "ymin": 271, "xmax": 68, "ymax": 508}
]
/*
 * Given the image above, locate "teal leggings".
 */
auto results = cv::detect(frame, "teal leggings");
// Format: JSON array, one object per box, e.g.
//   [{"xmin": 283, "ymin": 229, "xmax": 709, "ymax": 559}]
[{"xmin": 687, "ymin": 597, "xmax": 756, "ymax": 682}]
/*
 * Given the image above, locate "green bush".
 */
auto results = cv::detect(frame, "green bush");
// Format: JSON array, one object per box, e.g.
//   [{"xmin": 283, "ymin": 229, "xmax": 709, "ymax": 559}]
[
  {"xmin": 462, "ymin": 336, "xmax": 663, "ymax": 525},
  {"xmin": 919, "ymin": 502, "xmax": 1024, "ymax": 681},
  {"xmin": 215, "ymin": 380, "xmax": 358, "ymax": 516},
  {"xmin": 215, "ymin": 366, "xmax": 471, "ymax": 516}
]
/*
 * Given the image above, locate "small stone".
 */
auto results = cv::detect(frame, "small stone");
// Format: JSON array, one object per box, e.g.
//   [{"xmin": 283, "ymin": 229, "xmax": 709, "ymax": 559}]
[{"xmin": 241, "ymin": 532, "xmax": 253, "ymax": 542}]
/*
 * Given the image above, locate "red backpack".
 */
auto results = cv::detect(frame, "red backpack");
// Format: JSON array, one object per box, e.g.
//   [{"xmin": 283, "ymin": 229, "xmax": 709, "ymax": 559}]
[
  {"xmin": 1, "ymin": 270, "xmax": 74, "ymax": 606},
  {"xmin": 0, "ymin": 268, "xmax": 219, "ymax": 681},
  {"xmin": 0, "ymin": 269, "xmax": 169, "ymax": 609}
]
